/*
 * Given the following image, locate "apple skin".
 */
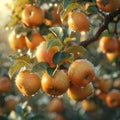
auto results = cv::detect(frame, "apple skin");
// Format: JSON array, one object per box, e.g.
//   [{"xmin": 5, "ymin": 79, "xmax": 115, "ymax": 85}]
[
  {"xmin": 41, "ymin": 70, "xmax": 70, "ymax": 96},
  {"xmin": 21, "ymin": 4, "xmax": 44, "ymax": 27},
  {"xmin": 35, "ymin": 41, "xmax": 59, "ymax": 68},
  {"xmin": 67, "ymin": 82, "xmax": 94, "ymax": 101},
  {"xmin": 96, "ymin": 0, "xmax": 120, "ymax": 12},
  {"xmin": 68, "ymin": 59, "xmax": 95, "ymax": 87},
  {"xmin": 25, "ymin": 32, "xmax": 45, "ymax": 50},
  {"xmin": 105, "ymin": 89, "xmax": 120, "ymax": 108},
  {"xmin": 82, "ymin": 100, "xmax": 98, "ymax": 112},
  {"xmin": 8, "ymin": 30, "xmax": 26, "ymax": 50},
  {"xmin": 15, "ymin": 70, "xmax": 41, "ymax": 96},
  {"xmin": 68, "ymin": 11, "xmax": 90, "ymax": 32}
]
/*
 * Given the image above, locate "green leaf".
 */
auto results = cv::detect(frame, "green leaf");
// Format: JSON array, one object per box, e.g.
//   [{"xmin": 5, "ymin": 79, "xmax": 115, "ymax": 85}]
[
  {"xmin": 5, "ymin": 14, "xmax": 19, "ymax": 28},
  {"xmin": 32, "ymin": 62, "xmax": 55, "ymax": 77},
  {"xmin": 46, "ymin": 39, "xmax": 62, "ymax": 51},
  {"xmin": 63, "ymin": 37, "xmax": 72, "ymax": 44},
  {"xmin": 16, "ymin": 55, "xmax": 35, "ymax": 64},
  {"xmin": 45, "ymin": 33, "xmax": 56, "ymax": 41},
  {"xmin": 9, "ymin": 55, "xmax": 35, "ymax": 78},
  {"xmin": 53, "ymin": 52, "xmax": 73, "ymax": 65},
  {"xmin": 104, "ymin": 0, "xmax": 109, "ymax": 5},
  {"xmin": 101, "ymin": 30, "xmax": 113, "ymax": 37},
  {"xmin": 47, "ymin": 67, "xmax": 55, "ymax": 77},
  {"xmin": 15, "ymin": 25, "xmax": 24, "ymax": 35},
  {"xmin": 14, "ymin": 0, "xmax": 29, "ymax": 12},
  {"xmin": 57, "ymin": 2, "xmax": 64, "ymax": 14},
  {"xmin": 26, "ymin": 29, "xmax": 33, "ymax": 41},
  {"xmin": 49, "ymin": 27, "xmax": 64, "ymax": 40},
  {"xmin": 31, "ymin": 62, "xmax": 50, "ymax": 73},
  {"xmin": 61, "ymin": 3, "xmax": 82, "ymax": 22},
  {"xmin": 9, "ymin": 60, "xmax": 27, "ymax": 78},
  {"xmin": 86, "ymin": 4, "xmax": 98, "ymax": 13},
  {"xmin": 63, "ymin": 0, "xmax": 72, "ymax": 9},
  {"xmin": 66, "ymin": 46, "xmax": 87, "ymax": 55}
]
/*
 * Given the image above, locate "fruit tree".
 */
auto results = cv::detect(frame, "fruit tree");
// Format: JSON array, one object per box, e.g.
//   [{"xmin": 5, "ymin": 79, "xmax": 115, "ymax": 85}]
[{"xmin": 0, "ymin": 0, "xmax": 120, "ymax": 120}]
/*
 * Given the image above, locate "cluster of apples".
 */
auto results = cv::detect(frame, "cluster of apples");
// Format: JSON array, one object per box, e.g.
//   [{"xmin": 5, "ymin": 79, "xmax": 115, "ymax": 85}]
[
  {"xmin": 6, "ymin": 0, "xmax": 120, "ymax": 113},
  {"xmin": 94, "ymin": 77, "xmax": 120, "ymax": 108},
  {"xmin": 7, "ymin": 1, "xmax": 96, "ymax": 101},
  {"xmin": 8, "ymin": 1, "xmax": 63, "ymax": 51},
  {"xmin": 15, "ymin": 59, "xmax": 96, "ymax": 101},
  {"xmin": 8, "ymin": 3, "xmax": 45, "ymax": 51}
]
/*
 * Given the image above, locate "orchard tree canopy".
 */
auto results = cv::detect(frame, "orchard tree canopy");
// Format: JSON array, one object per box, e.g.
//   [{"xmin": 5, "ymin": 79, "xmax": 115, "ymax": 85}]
[{"xmin": 0, "ymin": 0, "xmax": 120, "ymax": 120}]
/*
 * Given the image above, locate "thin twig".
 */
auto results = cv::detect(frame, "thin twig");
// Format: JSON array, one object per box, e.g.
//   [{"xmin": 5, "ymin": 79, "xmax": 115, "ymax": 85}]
[{"xmin": 80, "ymin": 8, "xmax": 120, "ymax": 47}]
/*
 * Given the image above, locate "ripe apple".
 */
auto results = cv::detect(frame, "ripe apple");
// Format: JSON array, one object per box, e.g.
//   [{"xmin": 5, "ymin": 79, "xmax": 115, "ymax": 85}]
[
  {"xmin": 5, "ymin": 95, "xmax": 19, "ymax": 112},
  {"xmin": 0, "ymin": 76, "xmax": 11, "ymax": 93},
  {"xmin": 41, "ymin": 70, "xmax": 70, "ymax": 96},
  {"xmin": 96, "ymin": 0, "xmax": 120, "ymax": 12},
  {"xmin": 67, "ymin": 82, "xmax": 94, "ymax": 101},
  {"xmin": 97, "ymin": 77, "xmax": 113, "ymax": 92},
  {"xmin": 25, "ymin": 32, "xmax": 45, "ymax": 50},
  {"xmin": 105, "ymin": 89, "xmax": 120, "ymax": 108},
  {"xmin": 35, "ymin": 41, "xmax": 59, "ymax": 68},
  {"xmin": 68, "ymin": 11, "xmax": 90, "ymax": 32},
  {"xmin": 68, "ymin": 59, "xmax": 95, "ymax": 87},
  {"xmin": 99, "ymin": 36, "xmax": 119, "ymax": 53},
  {"xmin": 8, "ymin": 30, "xmax": 26, "ymax": 50},
  {"xmin": 21, "ymin": 4, "xmax": 44, "ymax": 27},
  {"xmin": 48, "ymin": 98, "xmax": 64, "ymax": 113},
  {"xmin": 15, "ymin": 70, "xmax": 41, "ymax": 96},
  {"xmin": 82, "ymin": 100, "xmax": 98, "ymax": 112}
]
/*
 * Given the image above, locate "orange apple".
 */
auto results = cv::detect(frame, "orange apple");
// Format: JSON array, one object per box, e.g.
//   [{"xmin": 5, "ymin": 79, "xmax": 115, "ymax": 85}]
[
  {"xmin": 21, "ymin": 4, "xmax": 44, "ymax": 27},
  {"xmin": 35, "ymin": 41, "xmax": 59, "ymax": 68},
  {"xmin": 68, "ymin": 59, "xmax": 95, "ymax": 87},
  {"xmin": 0, "ymin": 76, "xmax": 11, "ymax": 93},
  {"xmin": 25, "ymin": 32, "xmax": 45, "ymax": 50},
  {"xmin": 68, "ymin": 11, "xmax": 90, "ymax": 32},
  {"xmin": 41, "ymin": 70, "xmax": 70, "ymax": 96},
  {"xmin": 67, "ymin": 82, "xmax": 94, "ymax": 101},
  {"xmin": 99, "ymin": 36, "xmax": 119, "ymax": 53},
  {"xmin": 82, "ymin": 100, "xmax": 98, "ymax": 112},
  {"xmin": 96, "ymin": 0, "xmax": 120, "ymax": 12},
  {"xmin": 15, "ymin": 70, "xmax": 41, "ymax": 96},
  {"xmin": 8, "ymin": 30, "xmax": 26, "ymax": 50},
  {"xmin": 105, "ymin": 89, "xmax": 120, "ymax": 108},
  {"xmin": 48, "ymin": 98, "xmax": 64, "ymax": 113}
]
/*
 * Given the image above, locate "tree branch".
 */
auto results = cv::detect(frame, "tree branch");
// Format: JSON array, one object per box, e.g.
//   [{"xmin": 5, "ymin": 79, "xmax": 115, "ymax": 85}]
[{"xmin": 80, "ymin": 8, "xmax": 120, "ymax": 48}]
